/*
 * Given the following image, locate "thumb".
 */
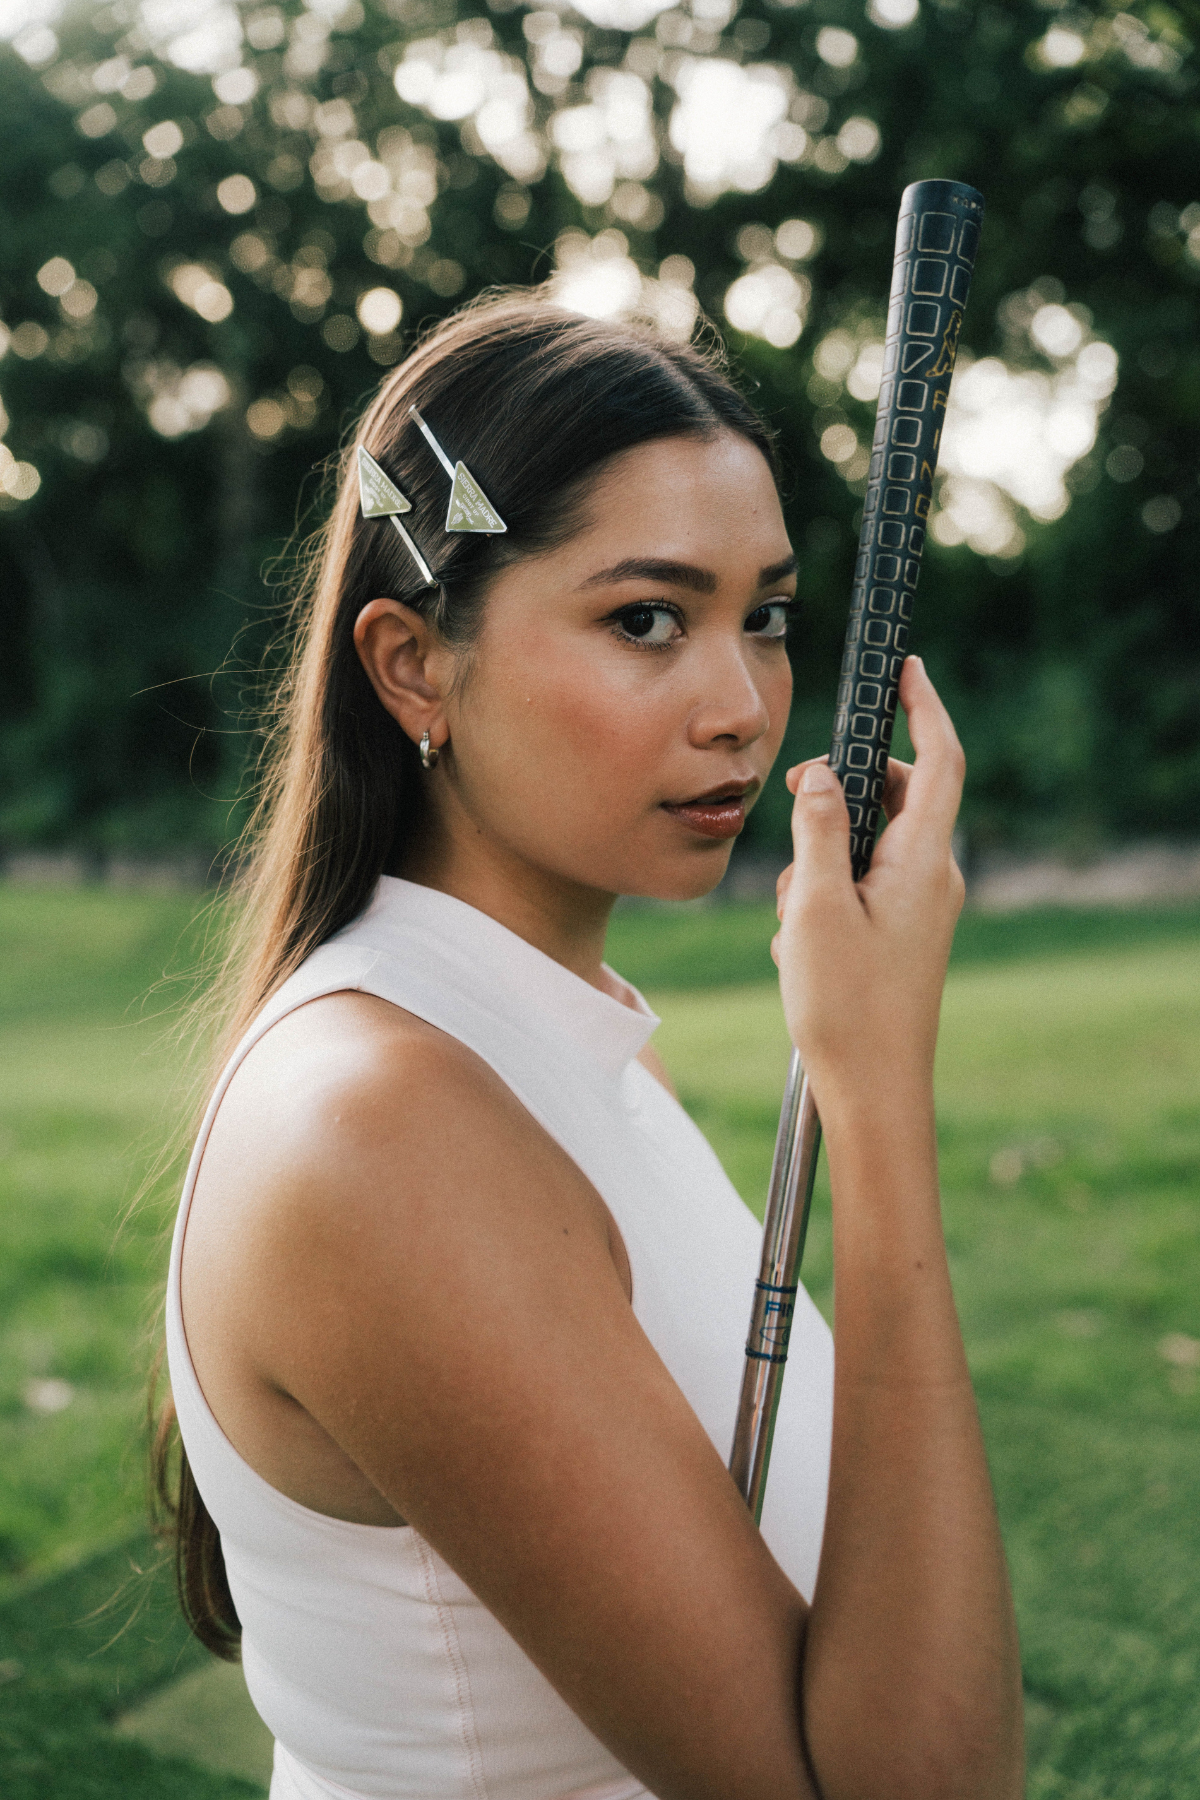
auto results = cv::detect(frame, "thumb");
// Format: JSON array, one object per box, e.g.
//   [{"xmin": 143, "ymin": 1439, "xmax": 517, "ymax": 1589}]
[{"xmin": 786, "ymin": 761, "xmax": 852, "ymax": 913}]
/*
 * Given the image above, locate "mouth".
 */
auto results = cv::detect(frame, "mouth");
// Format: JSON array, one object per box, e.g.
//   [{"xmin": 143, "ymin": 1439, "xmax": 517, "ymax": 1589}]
[{"xmin": 660, "ymin": 781, "xmax": 755, "ymax": 842}]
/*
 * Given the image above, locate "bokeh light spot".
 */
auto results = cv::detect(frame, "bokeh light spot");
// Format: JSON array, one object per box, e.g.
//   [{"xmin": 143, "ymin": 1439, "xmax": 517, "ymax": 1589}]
[
  {"xmin": 37, "ymin": 257, "xmax": 75, "ymax": 297},
  {"xmin": 217, "ymin": 174, "xmax": 257, "ymax": 214},
  {"xmin": 142, "ymin": 119, "xmax": 184, "ymax": 160},
  {"xmin": 816, "ymin": 27, "xmax": 858, "ymax": 67},
  {"xmin": 247, "ymin": 397, "xmax": 287, "ymax": 439},
  {"xmin": 867, "ymin": 0, "xmax": 918, "ymax": 27},
  {"xmin": 356, "ymin": 286, "xmax": 403, "ymax": 334},
  {"xmin": 166, "ymin": 263, "xmax": 234, "ymax": 323},
  {"xmin": 820, "ymin": 424, "xmax": 858, "ymax": 463},
  {"xmin": 1142, "ymin": 496, "xmax": 1181, "ymax": 534}
]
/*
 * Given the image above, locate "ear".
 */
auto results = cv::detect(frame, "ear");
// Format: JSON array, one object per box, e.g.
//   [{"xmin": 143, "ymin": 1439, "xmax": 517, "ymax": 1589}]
[{"xmin": 353, "ymin": 599, "xmax": 454, "ymax": 756}]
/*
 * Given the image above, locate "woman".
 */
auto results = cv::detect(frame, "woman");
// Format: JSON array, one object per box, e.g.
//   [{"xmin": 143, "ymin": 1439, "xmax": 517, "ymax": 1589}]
[{"xmin": 161, "ymin": 291, "xmax": 1023, "ymax": 1800}]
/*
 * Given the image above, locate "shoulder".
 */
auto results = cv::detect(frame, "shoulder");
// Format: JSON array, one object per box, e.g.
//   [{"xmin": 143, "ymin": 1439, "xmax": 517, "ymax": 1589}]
[
  {"xmin": 222, "ymin": 987, "xmax": 508, "ymax": 1144},
  {"xmin": 191, "ymin": 988, "xmax": 615, "ymax": 1289},
  {"xmin": 188, "ymin": 985, "xmax": 625, "ymax": 1409}
]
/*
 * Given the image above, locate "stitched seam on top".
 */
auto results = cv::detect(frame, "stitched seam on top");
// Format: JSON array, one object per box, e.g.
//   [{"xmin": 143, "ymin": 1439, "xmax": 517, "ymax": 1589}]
[{"xmin": 417, "ymin": 1535, "xmax": 488, "ymax": 1800}]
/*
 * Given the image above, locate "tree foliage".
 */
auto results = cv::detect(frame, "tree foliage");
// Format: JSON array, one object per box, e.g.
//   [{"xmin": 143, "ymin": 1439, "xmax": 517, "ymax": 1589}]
[{"xmin": 0, "ymin": 0, "xmax": 1196, "ymax": 861}]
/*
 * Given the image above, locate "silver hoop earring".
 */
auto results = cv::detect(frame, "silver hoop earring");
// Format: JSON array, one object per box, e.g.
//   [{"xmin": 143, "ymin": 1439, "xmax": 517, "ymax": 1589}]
[{"xmin": 419, "ymin": 730, "xmax": 439, "ymax": 771}]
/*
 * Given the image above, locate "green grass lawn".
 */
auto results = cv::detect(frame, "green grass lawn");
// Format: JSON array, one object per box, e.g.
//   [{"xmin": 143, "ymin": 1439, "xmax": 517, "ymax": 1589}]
[{"xmin": 2, "ymin": 884, "xmax": 1199, "ymax": 1796}]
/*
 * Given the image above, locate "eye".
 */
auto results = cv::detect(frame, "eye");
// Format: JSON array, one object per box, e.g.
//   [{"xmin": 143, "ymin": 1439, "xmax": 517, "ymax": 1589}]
[
  {"xmin": 610, "ymin": 602, "xmax": 683, "ymax": 647},
  {"xmin": 745, "ymin": 599, "xmax": 794, "ymax": 640}
]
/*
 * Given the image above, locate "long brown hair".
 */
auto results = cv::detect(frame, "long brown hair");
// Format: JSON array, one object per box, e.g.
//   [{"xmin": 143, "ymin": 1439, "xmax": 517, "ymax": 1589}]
[{"xmin": 155, "ymin": 288, "xmax": 779, "ymax": 1658}]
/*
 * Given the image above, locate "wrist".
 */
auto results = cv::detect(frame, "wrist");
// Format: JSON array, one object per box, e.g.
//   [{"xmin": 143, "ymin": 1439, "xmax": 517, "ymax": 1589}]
[
  {"xmin": 811, "ymin": 1070, "xmax": 937, "ymax": 1149},
  {"xmin": 817, "ymin": 1084, "xmax": 940, "ymax": 1210}
]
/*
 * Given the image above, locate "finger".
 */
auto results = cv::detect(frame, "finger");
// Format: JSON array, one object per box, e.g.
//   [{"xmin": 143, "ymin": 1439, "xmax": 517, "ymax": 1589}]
[
  {"xmin": 894, "ymin": 657, "xmax": 965, "ymax": 841},
  {"xmin": 775, "ymin": 863, "xmax": 794, "ymax": 921},
  {"xmin": 880, "ymin": 756, "xmax": 913, "ymax": 824},
  {"xmin": 784, "ymin": 754, "xmax": 830, "ymax": 797},
  {"xmin": 784, "ymin": 760, "xmax": 854, "ymax": 918}
]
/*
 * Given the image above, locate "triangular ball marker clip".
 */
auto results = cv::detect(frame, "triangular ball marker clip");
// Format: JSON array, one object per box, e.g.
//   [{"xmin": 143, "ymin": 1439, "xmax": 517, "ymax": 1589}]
[
  {"xmin": 356, "ymin": 445, "xmax": 436, "ymax": 586},
  {"xmin": 410, "ymin": 406, "xmax": 506, "ymax": 536},
  {"xmin": 357, "ymin": 445, "xmax": 411, "ymax": 517},
  {"xmin": 446, "ymin": 461, "xmax": 507, "ymax": 535}
]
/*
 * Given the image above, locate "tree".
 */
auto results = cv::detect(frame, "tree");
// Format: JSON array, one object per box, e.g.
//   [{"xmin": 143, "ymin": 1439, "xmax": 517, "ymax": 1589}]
[{"xmin": 0, "ymin": 0, "xmax": 1196, "ymax": 860}]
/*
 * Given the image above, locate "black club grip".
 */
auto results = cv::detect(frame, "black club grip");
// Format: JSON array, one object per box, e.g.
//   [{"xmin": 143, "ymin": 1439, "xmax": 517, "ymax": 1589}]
[{"xmin": 829, "ymin": 179, "xmax": 984, "ymax": 880}]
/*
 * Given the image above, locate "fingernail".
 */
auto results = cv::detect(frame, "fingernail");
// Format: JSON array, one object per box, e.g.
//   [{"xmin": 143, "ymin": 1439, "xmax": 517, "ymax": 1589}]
[{"xmin": 802, "ymin": 763, "xmax": 839, "ymax": 794}]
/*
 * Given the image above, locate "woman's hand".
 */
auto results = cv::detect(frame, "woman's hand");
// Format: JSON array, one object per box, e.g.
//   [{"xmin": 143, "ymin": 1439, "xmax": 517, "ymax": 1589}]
[
  {"xmin": 767, "ymin": 659, "xmax": 1023, "ymax": 1800},
  {"xmin": 771, "ymin": 656, "xmax": 965, "ymax": 1124}
]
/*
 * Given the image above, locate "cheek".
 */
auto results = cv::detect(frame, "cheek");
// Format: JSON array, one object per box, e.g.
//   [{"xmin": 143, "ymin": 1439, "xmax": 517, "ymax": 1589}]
[
  {"xmin": 539, "ymin": 658, "xmax": 669, "ymax": 774},
  {"xmin": 468, "ymin": 640, "xmax": 674, "ymax": 789},
  {"xmin": 765, "ymin": 656, "xmax": 794, "ymax": 744}
]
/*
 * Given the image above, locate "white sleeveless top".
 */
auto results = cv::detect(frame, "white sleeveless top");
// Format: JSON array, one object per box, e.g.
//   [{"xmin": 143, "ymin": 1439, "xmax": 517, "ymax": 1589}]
[{"xmin": 167, "ymin": 878, "xmax": 833, "ymax": 1800}]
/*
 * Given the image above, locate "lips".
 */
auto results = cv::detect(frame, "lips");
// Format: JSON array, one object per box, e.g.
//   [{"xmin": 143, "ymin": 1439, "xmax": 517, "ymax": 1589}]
[{"xmin": 661, "ymin": 782, "xmax": 754, "ymax": 841}]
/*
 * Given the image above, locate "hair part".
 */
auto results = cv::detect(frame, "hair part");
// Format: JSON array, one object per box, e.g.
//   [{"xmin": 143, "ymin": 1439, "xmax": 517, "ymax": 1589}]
[{"xmin": 153, "ymin": 286, "xmax": 778, "ymax": 1657}]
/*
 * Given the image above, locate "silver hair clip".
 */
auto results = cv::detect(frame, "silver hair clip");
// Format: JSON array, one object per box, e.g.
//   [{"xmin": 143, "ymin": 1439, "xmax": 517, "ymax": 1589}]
[
  {"xmin": 357, "ymin": 446, "xmax": 437, "ymax": 588},
  {"xmin": 409, "ymin": 405, "xmax": 507, "ymax": 536}
]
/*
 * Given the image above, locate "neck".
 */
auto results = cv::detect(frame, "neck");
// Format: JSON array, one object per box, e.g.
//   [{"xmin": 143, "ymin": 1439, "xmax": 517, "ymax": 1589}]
[{"xmin": 398, "ymin": 806, "xmax": 616, "ymax": 992}]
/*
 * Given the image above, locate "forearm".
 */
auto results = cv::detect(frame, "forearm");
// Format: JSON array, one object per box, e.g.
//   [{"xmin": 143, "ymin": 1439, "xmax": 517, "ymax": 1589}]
[{"xmin": 800, "ymin": 1094, "xmax": 1024, "ymax": 1800}]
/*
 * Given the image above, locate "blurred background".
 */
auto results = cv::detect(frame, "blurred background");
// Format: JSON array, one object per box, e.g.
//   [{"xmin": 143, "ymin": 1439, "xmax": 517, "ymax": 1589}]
[
  {"xmin": 1, "ymin": 1, "xmax": 1198, "ymax": 1796},
  {"xmin": 1, "ymin": 0, "xmax": 1197, "ymax": 873}
]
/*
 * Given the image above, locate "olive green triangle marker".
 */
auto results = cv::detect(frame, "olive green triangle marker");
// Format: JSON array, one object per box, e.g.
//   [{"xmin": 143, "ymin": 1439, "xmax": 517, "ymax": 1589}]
[
  {"xmin": 356, "ymin": 446, "xmax": 436, "ymax": 586},
  {"xmin": 358, "ymin": 444, "xmax": 412, "ymax": 518},
  {"xmin": 409, "ymin": 405, "xmax": 507, "ymax": 536},
  {"xmin": 446, "ymin": 462, "xmax": 506, "ymax": 533}
]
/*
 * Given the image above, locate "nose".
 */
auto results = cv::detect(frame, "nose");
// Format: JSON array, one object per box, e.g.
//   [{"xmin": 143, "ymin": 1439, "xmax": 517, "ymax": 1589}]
[{"xmin": 685, "ymin": 634, "xmax": 775, "ymax": 751}]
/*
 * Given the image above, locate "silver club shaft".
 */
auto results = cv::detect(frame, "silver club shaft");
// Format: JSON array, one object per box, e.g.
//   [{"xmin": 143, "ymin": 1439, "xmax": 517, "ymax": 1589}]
[
  {"xmin": 728, "ymin": 178, "xmax": 983, "ymax": 1523},
  {"xmin": 728, "ymin": 1047, "xmax": 822, "ymax": 1522}
]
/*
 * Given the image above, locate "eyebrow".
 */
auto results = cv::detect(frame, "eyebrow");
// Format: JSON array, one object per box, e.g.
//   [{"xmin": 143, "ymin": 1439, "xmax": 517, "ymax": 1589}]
[
  {"xmin": 578, "ymin": 553, "xmax": 798, "ymax": 593},
  {"xmin": 759, "ymin": 554, "xmax": 799, "ymax": 587}
]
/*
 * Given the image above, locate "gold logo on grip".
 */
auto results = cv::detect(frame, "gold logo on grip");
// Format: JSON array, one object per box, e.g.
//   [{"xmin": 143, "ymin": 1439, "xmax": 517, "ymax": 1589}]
[{"xmin": 926, "ymin": 306, "xmax": 963, "ymax": 380}]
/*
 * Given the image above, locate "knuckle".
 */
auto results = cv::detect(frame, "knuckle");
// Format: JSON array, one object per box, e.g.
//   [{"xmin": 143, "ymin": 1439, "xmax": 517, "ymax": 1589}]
[
  {"xmin": 788, "ymin": 886, "xmax": 839, "ymax": 933},
  {"xmin": 948, "ymin": 860, "xmax": 967, "ymax": 914}
]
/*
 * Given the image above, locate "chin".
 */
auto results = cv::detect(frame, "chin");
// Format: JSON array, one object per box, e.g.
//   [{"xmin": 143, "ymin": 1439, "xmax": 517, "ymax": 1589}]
[{"xmin": 617, "ymin": 842, "xmax": 736, "ymax": 905}]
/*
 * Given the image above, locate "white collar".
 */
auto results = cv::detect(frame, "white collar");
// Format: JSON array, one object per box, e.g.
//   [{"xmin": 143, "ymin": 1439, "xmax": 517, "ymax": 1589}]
[{"xmin": 350, "ymin": 877, "xmax": 660, "ymax": 1079}]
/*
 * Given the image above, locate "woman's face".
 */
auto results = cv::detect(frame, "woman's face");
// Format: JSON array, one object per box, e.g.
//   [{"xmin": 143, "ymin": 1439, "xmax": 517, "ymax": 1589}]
[{"xmin": 434, "ymin": 430, "xmax": 797, "ymax": 903}]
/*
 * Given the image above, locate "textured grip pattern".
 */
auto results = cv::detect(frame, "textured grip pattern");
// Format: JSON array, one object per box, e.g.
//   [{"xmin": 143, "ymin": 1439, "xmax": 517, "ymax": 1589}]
[{"xmin": 829, "ymin": 179, "xmax": 984, "ymax": 879}]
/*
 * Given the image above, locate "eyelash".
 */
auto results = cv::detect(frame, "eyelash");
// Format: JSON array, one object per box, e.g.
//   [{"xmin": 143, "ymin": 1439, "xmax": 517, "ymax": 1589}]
[{"xmin": 607, "ymin": 599, "xmax": 796, "ymax": 651}]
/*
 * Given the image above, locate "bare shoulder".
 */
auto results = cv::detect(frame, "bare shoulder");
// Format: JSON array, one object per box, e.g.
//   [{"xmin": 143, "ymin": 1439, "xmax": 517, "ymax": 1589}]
[
  {"xmin": 213, "ymin": 987, "xmax": 500, "ymax": 1147},
  {"xmin": 192, "ymin": 987, "xmax": 594, "ymax": 1244},
  {"xmin": 185, "ymin": 983, "xmax": 627, "ymax": 1427}
]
